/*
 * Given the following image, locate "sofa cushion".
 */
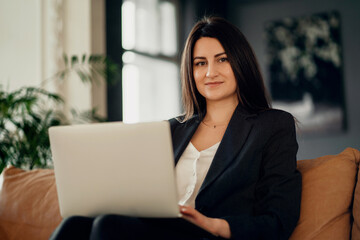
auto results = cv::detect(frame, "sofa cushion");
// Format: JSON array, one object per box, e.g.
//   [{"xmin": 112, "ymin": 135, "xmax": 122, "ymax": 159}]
[
  {"xmin": 0, "ymin": 166, "xmax": 62, "ymax": 240},
  {"xmin": 290, "ymin": 147, "xmax": 360, "ymax": 240},
  {"xmin": 352, "ymin": 149, "xmax": 360, "ymax": 239}
]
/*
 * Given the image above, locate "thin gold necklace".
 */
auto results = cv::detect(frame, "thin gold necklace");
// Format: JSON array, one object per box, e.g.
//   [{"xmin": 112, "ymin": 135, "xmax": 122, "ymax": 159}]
[{"xmin": 201, "ymin": 121, "xmax": 227, "ymax": 129}]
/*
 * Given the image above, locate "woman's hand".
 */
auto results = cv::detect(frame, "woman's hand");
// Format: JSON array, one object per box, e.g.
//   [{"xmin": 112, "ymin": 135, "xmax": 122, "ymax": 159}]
[{"xmin": 179, "ymin": 205, "xmax": 231, "ymax": 239}]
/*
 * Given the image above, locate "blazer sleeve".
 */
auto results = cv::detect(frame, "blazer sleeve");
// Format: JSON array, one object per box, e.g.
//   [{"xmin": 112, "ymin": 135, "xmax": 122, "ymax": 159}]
[{"xmin": 222, "ymin": 112, "xmax": 301, "ymax": 240}]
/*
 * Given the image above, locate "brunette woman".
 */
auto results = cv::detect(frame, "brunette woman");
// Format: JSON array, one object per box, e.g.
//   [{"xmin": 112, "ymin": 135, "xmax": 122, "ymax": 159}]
[{"xmin": 51, "ymin": 16, "xmax": 301, "ymax": 240}]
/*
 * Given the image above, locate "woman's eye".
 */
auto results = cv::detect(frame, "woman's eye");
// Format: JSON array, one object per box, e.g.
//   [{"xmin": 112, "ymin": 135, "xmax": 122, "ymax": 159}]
[
  {"xmin": 219, "ymin": 57, "xmax": 228, "ymax": 63},
  {"xmin": 194, "ymin": 61, "xmax": 206, "ymax": 66}
]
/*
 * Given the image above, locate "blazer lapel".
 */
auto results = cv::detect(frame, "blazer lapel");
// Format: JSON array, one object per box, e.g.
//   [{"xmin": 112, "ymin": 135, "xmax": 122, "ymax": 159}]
[
  {"xmin": 198, "ymin": 106, "xmax": 255, "ymax": 195},
  {"xmin": 173, "ymin": 117, "xmax": 200, "ymax": 165}
]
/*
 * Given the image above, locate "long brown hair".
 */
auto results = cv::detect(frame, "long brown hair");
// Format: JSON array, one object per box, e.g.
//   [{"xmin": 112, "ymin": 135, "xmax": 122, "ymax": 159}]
[{"xmin": 181, "ymin": 16, "xmax": 271, "ymax": 121}]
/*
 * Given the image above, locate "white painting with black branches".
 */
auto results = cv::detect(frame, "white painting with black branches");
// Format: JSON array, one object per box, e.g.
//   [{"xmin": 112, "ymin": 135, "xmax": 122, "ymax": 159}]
[{"xmin": 265, "ymin": 11, "xmax": 345, "ymax": 136}]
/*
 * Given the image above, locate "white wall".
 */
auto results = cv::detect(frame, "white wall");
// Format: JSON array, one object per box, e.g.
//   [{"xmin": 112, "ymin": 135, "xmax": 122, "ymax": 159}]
[
  {"xmin": 0, "ymin": 0, "xmax": 106, "ymax": 115},
  {"xmin": 0, "ymin": 0, "xmax": 42, "ymax": 90}
]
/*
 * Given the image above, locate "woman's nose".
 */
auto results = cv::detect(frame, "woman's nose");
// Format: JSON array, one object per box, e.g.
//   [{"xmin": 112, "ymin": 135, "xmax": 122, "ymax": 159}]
[{"xmin": 205, "ymin": 63, "xmax": 218, "ymax": 78}]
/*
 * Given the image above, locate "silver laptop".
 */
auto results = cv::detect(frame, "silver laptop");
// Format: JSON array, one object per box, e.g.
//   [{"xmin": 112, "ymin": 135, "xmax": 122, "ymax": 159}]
[{"xmin": 49, "ymin": 121, "xmax": 180, "ymax": 218}]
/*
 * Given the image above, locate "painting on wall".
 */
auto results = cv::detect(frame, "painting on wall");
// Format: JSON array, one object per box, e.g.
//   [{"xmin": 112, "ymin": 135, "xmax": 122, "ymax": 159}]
[{"xmin": 265, "ymin": 11, "xmax": 346, "ymax": 136}]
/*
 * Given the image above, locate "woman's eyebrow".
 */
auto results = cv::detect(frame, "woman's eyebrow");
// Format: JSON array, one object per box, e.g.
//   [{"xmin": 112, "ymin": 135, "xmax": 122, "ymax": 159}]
[
  {"xmin": 193, "ymin": 56, "xmax": 206, "ymax": 60},
  {"xmin": 193, "ymin": 52, "xmax": 226, "ymax": 60},
  {"xmin": 214, "ymin": 52, "xmax": 226, "ymax": 57}
]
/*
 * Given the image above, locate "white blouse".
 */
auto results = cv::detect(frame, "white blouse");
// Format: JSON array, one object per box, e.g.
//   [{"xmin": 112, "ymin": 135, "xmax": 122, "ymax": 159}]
[{"xmin": 175, "ymin": 141, "xmax": 220, "ymax": 208}]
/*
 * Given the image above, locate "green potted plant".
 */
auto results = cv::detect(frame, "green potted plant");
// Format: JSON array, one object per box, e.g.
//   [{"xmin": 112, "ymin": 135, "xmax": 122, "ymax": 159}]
[{"xmin": 0, "ymin": 54, "xmax": 119, "ymax": 174}]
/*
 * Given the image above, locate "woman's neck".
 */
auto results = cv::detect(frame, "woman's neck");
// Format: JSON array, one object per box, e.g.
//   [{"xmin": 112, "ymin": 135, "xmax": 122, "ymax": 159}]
[{"xmin": 203, "ymin": 98, "xmax": 239, "ymax": 124}]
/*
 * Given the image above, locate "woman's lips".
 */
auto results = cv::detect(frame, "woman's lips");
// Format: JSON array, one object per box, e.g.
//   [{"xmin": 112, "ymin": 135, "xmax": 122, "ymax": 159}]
[{"xmin": 205, "ymin": 81, "xmax": 223, "ymax": 87}]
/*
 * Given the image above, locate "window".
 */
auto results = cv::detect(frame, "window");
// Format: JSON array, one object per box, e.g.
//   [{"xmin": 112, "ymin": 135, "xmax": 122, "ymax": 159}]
[{"xmin": 121, "ymin": 0, "xmax": 180, "ymax": 123}]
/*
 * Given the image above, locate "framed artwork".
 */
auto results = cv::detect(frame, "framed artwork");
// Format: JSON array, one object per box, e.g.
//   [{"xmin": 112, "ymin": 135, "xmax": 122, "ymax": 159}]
[{"xmin": 265, "ymin": 11, "xmax": 346, "ymax": 136}]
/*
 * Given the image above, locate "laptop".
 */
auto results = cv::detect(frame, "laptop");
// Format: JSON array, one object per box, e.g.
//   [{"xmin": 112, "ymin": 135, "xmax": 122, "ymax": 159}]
[{"xmin": 49, "ymin": 121, "xmax": 181, "ymax": 219}]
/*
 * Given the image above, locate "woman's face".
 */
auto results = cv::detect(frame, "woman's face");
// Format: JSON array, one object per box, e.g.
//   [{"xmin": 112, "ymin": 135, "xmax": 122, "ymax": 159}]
[{"xmin": 192, "ymin": 37, "xmax": 238, "ymax": 105}]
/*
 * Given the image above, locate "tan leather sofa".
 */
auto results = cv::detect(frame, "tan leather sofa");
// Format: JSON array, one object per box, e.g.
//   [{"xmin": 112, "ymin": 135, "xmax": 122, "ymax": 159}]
[{"xmin": 0, "ymin": 148, "xmax": 359, "ymax": 240}]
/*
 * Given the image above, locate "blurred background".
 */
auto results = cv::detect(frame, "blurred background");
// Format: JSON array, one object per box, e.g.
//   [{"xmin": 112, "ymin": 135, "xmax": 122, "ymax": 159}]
[{"xmin": 0, "ymin": 0, "xmax": 359, "ymax": 160}]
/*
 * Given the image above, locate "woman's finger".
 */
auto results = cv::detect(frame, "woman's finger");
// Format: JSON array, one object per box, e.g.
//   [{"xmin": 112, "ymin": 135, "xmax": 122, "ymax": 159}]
[
  {"xmin": 179, "ymin": 206, "xmax": 212, "ymax": 231},
  {"xmin": 180, "ymin": 206, "xmax": 201, "ymax": 219}
]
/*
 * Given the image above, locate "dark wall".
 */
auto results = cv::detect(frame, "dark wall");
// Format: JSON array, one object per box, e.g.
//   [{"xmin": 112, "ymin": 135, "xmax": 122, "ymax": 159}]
[
  {"xmin": 229, "ymin": 0, "xmax": 360, "ymax": 159},
  {"xmin": 178, "ymin": 0, "xmax": 230, "ymax": 48},
  {"xmin": 106, "ymin": 0, "xmax": 123, "ymax": 121},
  {"xmin": 105, "ymin": 0, "xmax": 359, "ymax": 159}
]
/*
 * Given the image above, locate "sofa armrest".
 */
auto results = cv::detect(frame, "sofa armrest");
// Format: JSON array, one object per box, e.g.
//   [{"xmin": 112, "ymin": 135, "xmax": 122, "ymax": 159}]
[
  {"xmin": 0, "ymin": 166, "xmax": 62, "ymax": 240},
  {"xmin": 290, "ymin": 147, "xmax": 360, "ymax": 240},
  {"xmin": 351, "ymin": 148, "xmax": 360, "ymax": 239}
]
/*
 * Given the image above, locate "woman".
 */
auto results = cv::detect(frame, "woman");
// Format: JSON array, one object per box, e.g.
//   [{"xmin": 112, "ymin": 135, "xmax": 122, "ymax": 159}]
[{"xmin": 51, "ymin": 16, "xmax": 301, "ymax": 240}]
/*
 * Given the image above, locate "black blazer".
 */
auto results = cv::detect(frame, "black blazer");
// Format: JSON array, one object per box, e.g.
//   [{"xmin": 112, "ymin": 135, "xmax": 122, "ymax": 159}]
[{"xmin": 169, "ymin": 105, "xmax": 301, "ymax": 240}]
